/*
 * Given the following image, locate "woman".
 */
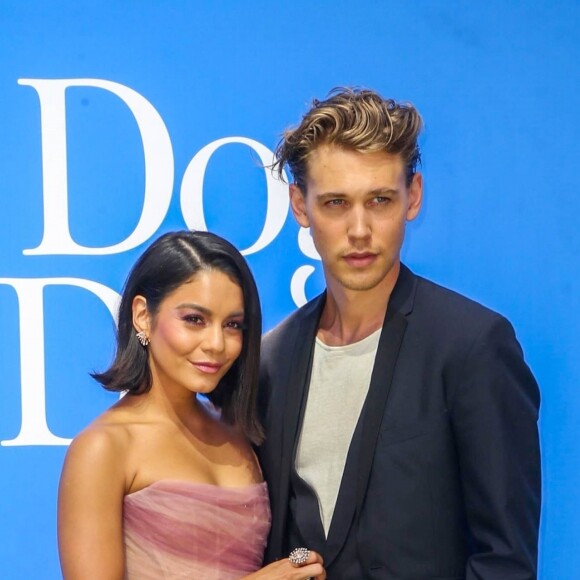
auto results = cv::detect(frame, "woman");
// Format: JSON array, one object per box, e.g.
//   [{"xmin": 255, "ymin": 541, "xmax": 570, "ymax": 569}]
[{"xmin": 58, "ymin": 231, "xmax": 324, "ymax": 580}]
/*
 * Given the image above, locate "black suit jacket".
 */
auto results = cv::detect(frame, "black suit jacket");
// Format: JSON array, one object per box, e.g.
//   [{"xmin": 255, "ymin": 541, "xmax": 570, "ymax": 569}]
[{"xmin": 258, "ymin": 265, "xmax": 541, "ymax": 579}]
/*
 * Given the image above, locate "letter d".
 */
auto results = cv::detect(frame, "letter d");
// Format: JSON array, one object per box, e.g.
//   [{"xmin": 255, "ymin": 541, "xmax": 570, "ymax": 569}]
[{"xmin": 18, "ymin": 78, "xmax": 173, "ymax": 255}]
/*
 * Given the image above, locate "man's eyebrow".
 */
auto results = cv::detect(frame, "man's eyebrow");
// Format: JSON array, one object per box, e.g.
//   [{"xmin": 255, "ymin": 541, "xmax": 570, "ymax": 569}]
[
  {"xmin": 317, "ymin": 191, "xmax": 349, "ymax": 200},
  {"xmin": 368, "ymin": 187, "xmax": 400, "ymax": 196},
  {"xmin": 317, "ymin": 188, "xmax": 400, "ymax": 199}
]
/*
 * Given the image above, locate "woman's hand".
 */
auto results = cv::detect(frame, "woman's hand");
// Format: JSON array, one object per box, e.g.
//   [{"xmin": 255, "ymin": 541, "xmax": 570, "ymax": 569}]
[{"xmin": 241, "ymin": 550, "xmax": 325, "ymax": 579}]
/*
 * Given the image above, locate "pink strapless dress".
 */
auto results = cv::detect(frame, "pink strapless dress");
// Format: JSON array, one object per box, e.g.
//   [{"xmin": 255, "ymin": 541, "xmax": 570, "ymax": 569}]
[{"xmin": 123, "ymin": 481, "xmax": 271, "ymax": 579}]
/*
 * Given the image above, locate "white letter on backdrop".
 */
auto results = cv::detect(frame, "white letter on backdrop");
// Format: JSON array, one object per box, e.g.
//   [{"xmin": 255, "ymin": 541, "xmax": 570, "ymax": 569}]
[
  {"xmin": 180, "ymin": 137, "xmax": 289, "ymax": 255},
  {"xmin": 18, "ymin": 78, "xmax": 174, "ymax": 255},
  {"xmin": 0, "ymin": 278, "xmax": 120, "ymax": 446},
  {"xmin": 290, "ymin": 227, "xmax": 321, "ymax": 307}
]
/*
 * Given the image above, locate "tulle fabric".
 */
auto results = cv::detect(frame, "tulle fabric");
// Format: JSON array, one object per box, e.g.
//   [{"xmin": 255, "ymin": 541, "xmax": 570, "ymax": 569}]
[{"xmin": 123, "ymin": 480, "xmax": 270, "ymax": 579}]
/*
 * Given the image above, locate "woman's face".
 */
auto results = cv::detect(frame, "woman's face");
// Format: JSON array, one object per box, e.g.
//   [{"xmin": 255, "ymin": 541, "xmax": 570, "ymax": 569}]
[{"xmin": 140, "ymin": 269, "xmax": 245, "ymax": 398}]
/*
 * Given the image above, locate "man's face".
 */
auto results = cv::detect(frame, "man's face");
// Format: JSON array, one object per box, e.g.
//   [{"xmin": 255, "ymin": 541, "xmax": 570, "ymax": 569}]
[{"xmin": 290, "ymin": 144, "xmax": 422, "ymax": 295}]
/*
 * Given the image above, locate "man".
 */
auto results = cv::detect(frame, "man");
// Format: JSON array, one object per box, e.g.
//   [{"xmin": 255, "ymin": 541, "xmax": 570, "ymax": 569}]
[{"xmin": 258, "ymin": 88, "xmax": 541, "ymax": 579}]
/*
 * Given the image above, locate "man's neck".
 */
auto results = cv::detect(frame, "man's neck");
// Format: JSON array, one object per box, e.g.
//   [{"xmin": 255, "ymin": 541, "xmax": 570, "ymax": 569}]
[{"xmin": 318, "ymin": 264, "xmax": 400, "ymax": 346}]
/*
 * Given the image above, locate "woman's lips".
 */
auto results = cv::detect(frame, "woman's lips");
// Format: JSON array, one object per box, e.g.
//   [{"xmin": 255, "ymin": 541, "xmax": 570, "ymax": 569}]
[{"xmin": 190, "ymin": 362, "xmax": 223, "ymax": 374}]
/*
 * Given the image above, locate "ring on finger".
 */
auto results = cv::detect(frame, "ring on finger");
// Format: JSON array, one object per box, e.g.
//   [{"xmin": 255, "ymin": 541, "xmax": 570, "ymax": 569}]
[{"xmin": 288, "ymin": 547, "xmax": 310, "ymax": 566}]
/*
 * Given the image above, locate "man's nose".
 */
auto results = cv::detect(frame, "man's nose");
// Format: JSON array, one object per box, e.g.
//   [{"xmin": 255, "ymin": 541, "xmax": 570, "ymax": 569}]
[{"xmin": 348, "ymin": 206, "xmax": 371, "ymax": 239}]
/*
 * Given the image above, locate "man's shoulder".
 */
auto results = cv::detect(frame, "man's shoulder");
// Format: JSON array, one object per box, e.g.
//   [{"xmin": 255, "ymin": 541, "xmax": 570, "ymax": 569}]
[
  {"xmin": 416, "ymin": 273, "xmax": 497, "ymax": 312},
  {"xmin": 401, "ymin": 270, "xmax": 529, "ymax": 379},
  {"xmin": 410, "ymin": 269, "xmax": 509, "ymax": 334}
]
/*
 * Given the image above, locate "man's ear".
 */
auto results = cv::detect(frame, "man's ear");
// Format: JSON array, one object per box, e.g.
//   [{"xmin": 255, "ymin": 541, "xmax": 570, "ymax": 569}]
[
  {"xmin": 406, "ymin": 172, "xmax": 423, "ymax": 222},
  {"xmin": 132, "ymin": 295, "xmax": 151, "ymax": 335},
  {"xmin": 289, "ymin": 184, "xmax": 310, "ymax": 228}
]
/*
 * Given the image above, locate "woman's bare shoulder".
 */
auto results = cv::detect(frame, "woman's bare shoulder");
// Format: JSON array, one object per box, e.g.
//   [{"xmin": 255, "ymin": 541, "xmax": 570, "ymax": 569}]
[{"xmin": 64, "ymin": 404, "xmax": 141, "ymax": 477}]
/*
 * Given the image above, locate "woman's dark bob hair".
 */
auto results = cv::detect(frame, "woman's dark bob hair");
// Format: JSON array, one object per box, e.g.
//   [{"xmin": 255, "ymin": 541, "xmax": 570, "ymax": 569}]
[{"xmin": 92, "ymin": 230, "xmax": 263, "ymax": 444}]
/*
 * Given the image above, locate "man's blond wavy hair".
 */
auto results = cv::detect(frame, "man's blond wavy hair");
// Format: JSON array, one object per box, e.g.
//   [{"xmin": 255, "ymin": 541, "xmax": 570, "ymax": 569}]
[{"xmin": 272, "ymin": 87, "xmax": 423, "ymax": 191}]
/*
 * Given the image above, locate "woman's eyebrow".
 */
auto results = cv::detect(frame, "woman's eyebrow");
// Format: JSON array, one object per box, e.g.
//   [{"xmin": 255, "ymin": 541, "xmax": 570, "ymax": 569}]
[
  {"xmin": 176, "ymin": 303, "xmax": 211, "ymax": 315},
  {"xmin": 176, "ymin": 303, "xmax": 245, "ymax": 318}
]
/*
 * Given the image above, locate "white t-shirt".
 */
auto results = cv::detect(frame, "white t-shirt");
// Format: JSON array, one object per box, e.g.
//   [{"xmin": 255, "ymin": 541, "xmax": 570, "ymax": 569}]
[{"xmin": 295, "ymin": 328, "xmax": 381, "ymax": 536}]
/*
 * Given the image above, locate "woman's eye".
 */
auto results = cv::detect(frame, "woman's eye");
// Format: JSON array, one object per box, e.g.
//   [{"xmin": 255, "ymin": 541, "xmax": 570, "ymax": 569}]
[
  {"xmin": 183, "ymin": 314, "xmax": 204, "ymax": 325},
  {"xmin": 225, "ymin": 320, "xmax": 244, "ymax": 331}
]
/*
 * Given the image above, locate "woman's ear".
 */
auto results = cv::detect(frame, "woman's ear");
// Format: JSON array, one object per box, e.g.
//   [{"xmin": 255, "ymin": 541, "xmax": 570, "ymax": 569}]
[{"xmin": 132, "ymin": 295, "xmax": 150, "ymax": 335}]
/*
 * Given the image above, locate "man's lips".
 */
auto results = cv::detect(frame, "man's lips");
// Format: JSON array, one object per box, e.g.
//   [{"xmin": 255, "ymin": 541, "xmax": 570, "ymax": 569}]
[
  {"xmin": 190, "ymin": 361, "xmax": 223, "ymax": 374},
  {"xmin": 343, "ymin": 252, "xmax": 377, "ymax": 267}
]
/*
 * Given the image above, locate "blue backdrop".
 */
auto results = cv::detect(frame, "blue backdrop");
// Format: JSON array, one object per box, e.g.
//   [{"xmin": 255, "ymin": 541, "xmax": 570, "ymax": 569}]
[{"xmin": 1, "ymin": 2, "xmax": 579, "ymax": 578}]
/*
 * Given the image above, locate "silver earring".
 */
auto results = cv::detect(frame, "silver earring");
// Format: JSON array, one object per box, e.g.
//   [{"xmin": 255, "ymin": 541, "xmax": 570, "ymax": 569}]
[{"xmin": 136, "ymin": 331, "xmax": 150, "ymax": 347}]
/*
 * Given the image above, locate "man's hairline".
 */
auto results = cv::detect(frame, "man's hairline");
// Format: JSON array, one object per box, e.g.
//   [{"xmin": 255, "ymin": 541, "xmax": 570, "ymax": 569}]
[{"xmin": 291, "ymin": 147, "xmax": 416, "ymax": 197}]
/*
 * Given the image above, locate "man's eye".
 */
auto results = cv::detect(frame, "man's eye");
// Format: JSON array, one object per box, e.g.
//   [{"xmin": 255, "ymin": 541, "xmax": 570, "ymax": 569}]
[
  {"xmin": 326, "ymin": 199, "xmax": 345, "ymax": 207},
  {"xmin": 369, "ymin": 196, "xmax": 390, "ymax": 206}
]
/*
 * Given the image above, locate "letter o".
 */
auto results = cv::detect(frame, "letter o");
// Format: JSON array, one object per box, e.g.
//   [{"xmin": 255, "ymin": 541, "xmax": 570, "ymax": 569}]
[{"xmin": 179, "ymin": 137, "xmax": 289, "ymax": 255}]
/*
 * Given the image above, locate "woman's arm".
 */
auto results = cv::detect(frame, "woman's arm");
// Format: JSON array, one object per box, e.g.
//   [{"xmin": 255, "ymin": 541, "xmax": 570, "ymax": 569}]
[{"xmin": 58, "ymin": 425, "xmax": 128, "ymax": 580}]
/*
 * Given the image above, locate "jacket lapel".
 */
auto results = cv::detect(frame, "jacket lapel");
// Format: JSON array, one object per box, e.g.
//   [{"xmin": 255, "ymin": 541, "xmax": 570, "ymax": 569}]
[
  {"xmin": 271, "ymin": 294, "xmax": 325, "ymax": 553},
  {"xmin": 280, "ymin": 294, "xmax": 325, "ymax": 473},
  {"xmin": 324, "ymin": 265, "xmax": 416, "ymax": 567},
  {"xmin": 355, "ymin": 309, "xmax": 408, "ymax": 513}
]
